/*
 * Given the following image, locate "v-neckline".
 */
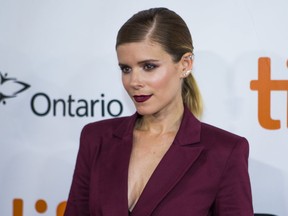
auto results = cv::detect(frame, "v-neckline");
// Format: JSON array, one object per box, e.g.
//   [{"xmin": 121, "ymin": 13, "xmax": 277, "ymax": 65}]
[
  {"xmin": 127, "ymin": 129, "xmax": 177, "ymax": 212},
  {"xmin": 98, "ymin": 107, "xmax": 203, "ymax": 216}
]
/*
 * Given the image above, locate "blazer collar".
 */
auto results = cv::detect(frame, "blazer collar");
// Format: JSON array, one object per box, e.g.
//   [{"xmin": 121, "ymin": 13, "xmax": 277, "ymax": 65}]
[
  {"xmin": 113, "ymin": 105, "xmax": 202, "ymax": 146},
  {"xmin": 174, "ymin": 105, "xmax": 201, "ymax": 146}
]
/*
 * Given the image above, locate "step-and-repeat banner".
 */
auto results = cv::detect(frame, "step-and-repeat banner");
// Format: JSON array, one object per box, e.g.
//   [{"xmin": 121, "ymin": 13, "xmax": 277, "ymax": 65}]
[{"xmin": 1, "ymin": 0, "xmax": 287, "ymax": 215}]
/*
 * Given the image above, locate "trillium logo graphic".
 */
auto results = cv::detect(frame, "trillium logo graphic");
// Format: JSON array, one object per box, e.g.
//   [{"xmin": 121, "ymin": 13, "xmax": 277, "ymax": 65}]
[{"xmin": 0, "ymin": 72, "xmax": 30, "ymax": 105}]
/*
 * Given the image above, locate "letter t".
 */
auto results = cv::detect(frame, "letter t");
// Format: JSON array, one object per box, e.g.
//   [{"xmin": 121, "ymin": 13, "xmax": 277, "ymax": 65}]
[{"xmin": 250, "ymin": 57, "xmax": 280, "ymax": 129}]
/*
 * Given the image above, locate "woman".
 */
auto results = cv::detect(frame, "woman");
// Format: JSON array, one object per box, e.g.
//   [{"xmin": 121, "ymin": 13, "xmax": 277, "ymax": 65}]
[{"xmin": 64, "ymin": 7, "xmax": 254, "ymax": 216}]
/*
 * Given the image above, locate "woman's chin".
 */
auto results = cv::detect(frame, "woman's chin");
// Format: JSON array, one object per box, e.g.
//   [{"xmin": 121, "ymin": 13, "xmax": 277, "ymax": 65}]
[{"xmin": 135, "ymin": 107, "xmax": 153, "ymax": 116}]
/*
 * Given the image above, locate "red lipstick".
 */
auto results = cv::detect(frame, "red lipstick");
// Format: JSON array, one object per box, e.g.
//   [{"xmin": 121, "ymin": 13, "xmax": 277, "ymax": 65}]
[{"xmin": 133, "ymin": 95, "xmax": 152, "ymax": 103}]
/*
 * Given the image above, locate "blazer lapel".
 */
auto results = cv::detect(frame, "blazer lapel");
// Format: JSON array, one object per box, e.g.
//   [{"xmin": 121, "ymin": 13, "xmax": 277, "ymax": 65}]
[
  {"xmin": 131, "ymin": 107, "xmax": 204, "ymax": 216},
  {"xmin": 98, "ymin": 114, "xmax": 137, "ymax": 216}
]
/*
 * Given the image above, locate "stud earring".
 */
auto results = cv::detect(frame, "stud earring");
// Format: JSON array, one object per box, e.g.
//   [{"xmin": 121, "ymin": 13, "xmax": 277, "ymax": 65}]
[{"xmin": 182, "ymin": 70, "xmax": 192, "ymax": 77}]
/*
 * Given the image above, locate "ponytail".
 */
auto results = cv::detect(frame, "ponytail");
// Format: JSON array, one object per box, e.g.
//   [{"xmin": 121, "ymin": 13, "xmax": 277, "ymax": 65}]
[{"xmin": 182, "ymin": 74, "xmax": 203, "ymax": 118}]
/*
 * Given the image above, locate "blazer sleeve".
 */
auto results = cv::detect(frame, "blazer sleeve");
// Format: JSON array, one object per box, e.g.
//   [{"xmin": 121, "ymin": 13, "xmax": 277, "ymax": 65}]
[
  {"xmin": 64, "ymin": 124, "xmax": 97, "ymax": 216},
  {"xmin": 212, "ymin": 138, "xmax": 254, "ymax": 216}
]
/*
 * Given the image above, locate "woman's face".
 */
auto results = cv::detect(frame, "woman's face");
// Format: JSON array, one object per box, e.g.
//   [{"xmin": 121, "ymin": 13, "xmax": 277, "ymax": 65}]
[{"xmin": 117, "ymin": 40, "xmax": 187, "ymax": 116}]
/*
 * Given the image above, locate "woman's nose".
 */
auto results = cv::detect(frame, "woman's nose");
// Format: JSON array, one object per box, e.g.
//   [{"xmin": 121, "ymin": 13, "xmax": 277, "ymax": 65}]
[{"xmin": 129, "ymin": 70, "xmax": 144, "ymax": 88}]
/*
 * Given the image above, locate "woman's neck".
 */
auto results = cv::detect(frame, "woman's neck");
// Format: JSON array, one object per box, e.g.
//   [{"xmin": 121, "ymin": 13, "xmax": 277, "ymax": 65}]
[{"xmin": 136, "ymin": 104, "xmax": 184, "ymax": 135}]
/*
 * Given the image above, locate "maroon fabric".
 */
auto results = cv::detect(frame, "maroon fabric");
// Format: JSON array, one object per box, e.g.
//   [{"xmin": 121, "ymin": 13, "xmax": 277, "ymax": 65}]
[{"xmin": 64, "ymin": 107, "xmax": 253, "ymax": 216}]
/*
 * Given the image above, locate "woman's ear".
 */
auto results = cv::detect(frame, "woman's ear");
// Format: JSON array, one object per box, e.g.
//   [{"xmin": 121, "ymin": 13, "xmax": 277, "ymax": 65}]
[
  {"xmin": 179, "ymin": 52, "xmax": 193, "ymax": 78},
  {"xmin": 181, "ymin": 52, "xmax": 193, "ymax": 71}
]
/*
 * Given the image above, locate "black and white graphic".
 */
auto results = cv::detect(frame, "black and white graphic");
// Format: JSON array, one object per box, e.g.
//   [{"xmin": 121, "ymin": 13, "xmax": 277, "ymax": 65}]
[{"xmin": 0, "ymin": 72, "xmax": 30, "ymax": 105}]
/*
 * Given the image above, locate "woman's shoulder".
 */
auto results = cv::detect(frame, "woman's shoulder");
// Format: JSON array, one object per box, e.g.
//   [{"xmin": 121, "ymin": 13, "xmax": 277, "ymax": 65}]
[
  {"xmin": 201, "ymin": 122, "xmax": 245, "ymax": 139},
  {"xmin": 198, "ymin": 122, "xmax": 250, "ymax": 170},
  {"xmin": 200, "ymin": 122, "xmax": 249, "ymax": 151},
  {"xmin": 77, "ymin": 115, "xmax": 135, "ymax": 152}
]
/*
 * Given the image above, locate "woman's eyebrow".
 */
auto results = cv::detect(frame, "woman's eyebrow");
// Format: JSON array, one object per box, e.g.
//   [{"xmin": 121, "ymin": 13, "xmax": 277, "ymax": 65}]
[
  {"xmin": 118, "ymin": 59, "xmax": 159, "ymax": 66},
  {"xmin": 137, "ymin": 59, "xmax": 159, "ymax": 64},
  {"xmin": 118, "ymin": 63, "xmax": 129, "ymax": 67}
]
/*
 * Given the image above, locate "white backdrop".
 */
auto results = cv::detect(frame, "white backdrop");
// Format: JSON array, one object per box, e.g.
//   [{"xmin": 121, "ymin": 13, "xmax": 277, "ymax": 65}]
[{"xmin": 1, "ymin": 0, "xmax": 287, "ymax": 215}]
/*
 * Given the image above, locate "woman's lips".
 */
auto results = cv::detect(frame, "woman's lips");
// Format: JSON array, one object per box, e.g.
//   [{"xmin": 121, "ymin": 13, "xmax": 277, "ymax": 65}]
[{"xmin": 133, "ymin": 95, "xmax": 152, "ymax": 103}]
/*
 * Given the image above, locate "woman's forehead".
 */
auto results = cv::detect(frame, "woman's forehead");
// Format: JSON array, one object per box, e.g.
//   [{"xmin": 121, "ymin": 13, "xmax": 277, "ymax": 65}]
[{"xmin": 116, "ymin": 41, "xmax": 171, "ymax": 64}]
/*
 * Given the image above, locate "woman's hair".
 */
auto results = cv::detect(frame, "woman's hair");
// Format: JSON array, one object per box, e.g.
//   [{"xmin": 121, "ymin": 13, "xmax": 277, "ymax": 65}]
[{"xmin": 116, "ymin": 7, "xmax": 203, "ymax": 117}]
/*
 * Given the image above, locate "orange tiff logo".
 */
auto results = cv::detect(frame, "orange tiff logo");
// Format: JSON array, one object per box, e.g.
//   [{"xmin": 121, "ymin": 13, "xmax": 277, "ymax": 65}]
[
  {"xmin": 250, "ymin": 57, "xmax": 288, "ymax": 130},
  {"xmin": 13, "ymin": 199, "xmax": 66, "ymax": 216}
]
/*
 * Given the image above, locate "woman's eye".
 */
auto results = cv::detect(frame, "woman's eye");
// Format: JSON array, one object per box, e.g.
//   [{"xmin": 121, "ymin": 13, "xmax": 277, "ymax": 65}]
[
  {"xmin": 143, "ymin": 63, "xmax": 157, "ymax": 71},
  {"xmin": 120, "ymin": 66, "xmax": 131, "ymax": 74}
]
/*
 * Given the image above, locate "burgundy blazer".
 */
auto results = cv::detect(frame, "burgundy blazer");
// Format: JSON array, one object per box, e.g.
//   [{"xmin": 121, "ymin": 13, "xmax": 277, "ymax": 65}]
[{"xmin": 64, "ymin": 107, "xmax": 253, "ymax": 216}]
